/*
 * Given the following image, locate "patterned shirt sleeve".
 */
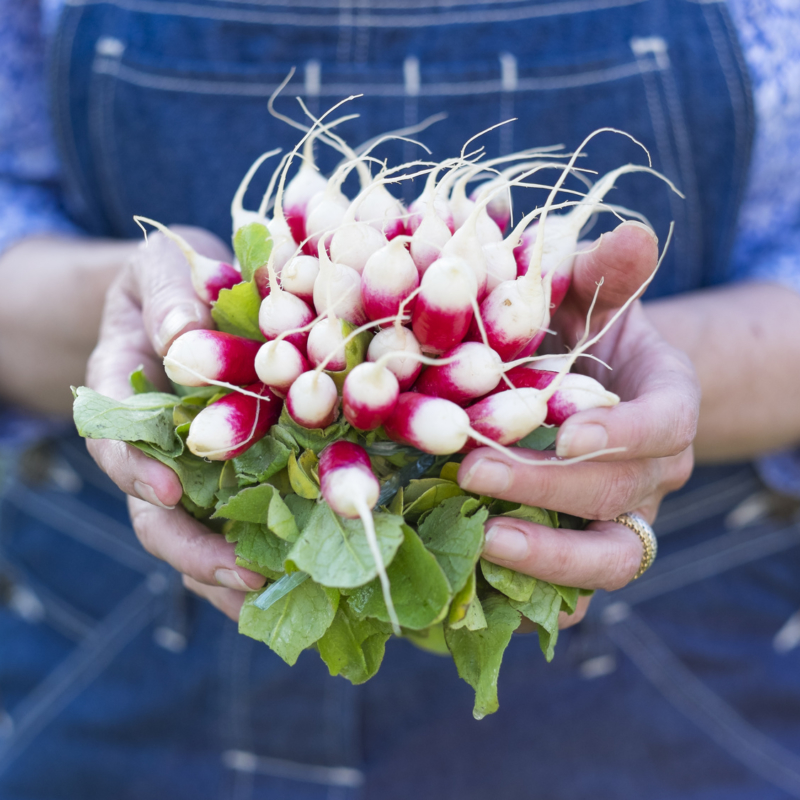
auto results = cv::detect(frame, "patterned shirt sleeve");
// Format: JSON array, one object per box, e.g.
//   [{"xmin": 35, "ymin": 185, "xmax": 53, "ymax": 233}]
[
  {"xmin": 726, "ymin": 0, "xmax": 800, "ymax": 296},
  {"xmin": 0, "ymin": 0, "xmax": 84, "ymax": 258}
]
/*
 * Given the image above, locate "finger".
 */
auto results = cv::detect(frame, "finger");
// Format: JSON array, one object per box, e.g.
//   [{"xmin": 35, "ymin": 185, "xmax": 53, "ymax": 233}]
[
  {"xmin": 568, "ymin": 220, "xmax": 659, "ymax": 317},
  {"xmin": 459, "ymin": 448, "xmax": 664, "ymax": 520},
  {"xmin": 555, "ymin": 309, "xmax": 700, "ymax": 460},
  {"xmin": 559, "ymin": 593, "xmax": 591, "ymax": 629},
  {"xmin": 128, "ymin": 497, "xmax": 266, "ymax": 591},
  {"xmin": 132, "ymin": 226, "xmax": 230, "ymax": 355},
  {"xmin": 183, "ymin": 576, "xmax": 245, "ymax": 622},
  {"xmin": 481, "ymin": 517, "xmax": 644, "ymax": 591}
]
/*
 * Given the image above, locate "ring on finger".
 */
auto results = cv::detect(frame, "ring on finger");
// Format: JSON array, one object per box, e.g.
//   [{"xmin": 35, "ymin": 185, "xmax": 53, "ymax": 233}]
[{"xmin": 614, "ymin": 512, "xmax": 657, "ymax": 579}]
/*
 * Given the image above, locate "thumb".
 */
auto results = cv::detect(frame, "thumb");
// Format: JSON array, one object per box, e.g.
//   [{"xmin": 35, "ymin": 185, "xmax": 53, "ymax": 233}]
[
  {"xmin": 133, "ymin": 226, "xmax": 232, "ymax": 356},
  {"xmin": 569, "ymin": 220, "xmax": 659, "ymax": 316}
]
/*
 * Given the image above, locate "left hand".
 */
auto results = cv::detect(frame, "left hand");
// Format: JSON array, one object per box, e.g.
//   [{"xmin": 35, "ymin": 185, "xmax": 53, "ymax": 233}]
[{"xmin": 458, "ymin": 221, "xmax": 700, "ymax": 628}]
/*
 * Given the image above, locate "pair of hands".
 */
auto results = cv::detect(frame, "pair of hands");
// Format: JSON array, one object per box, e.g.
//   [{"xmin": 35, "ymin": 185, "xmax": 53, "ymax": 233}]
[{"xmin": 86, "ymin": 221, "xmax": 699, "ymax": 627}]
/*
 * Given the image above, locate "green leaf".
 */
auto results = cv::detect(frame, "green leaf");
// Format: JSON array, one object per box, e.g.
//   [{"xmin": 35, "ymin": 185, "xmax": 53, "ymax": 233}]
[
  {"xmin": 510, "ymin": 580, "xmax": 563, "ymax": 662},
  {"xmin": 448, "ymin": 569, "xmax": 477, "ymax": 626},
  {"xmin": 214, "ymin": 484, "xmax": 299, "ymax": 542},
  {"xmin": 283, "ymin": 494, "xmax": 317, "ymax": 533},
  {"xmin": 211, "ymin": 280, "xmax": 266, "ymax": 341},
  {"xmin": 403, "ymin": 481, "xmax": 466, "ymax": 522},
  {"xmin": 445, "ymin": 593, "xmax": 520, "ymax": 719},
  {"xmin": 480, "ymin": 559, "xmax": 537, "ymax": 603},
  {"xmin": 439, "ymin": 462, "xmax": 461, "ymax": 483},
  {"xmin": 553, "ymin": 584, "xmax": 580, "ymax": 614},
  {"xmin": 239, "ymin": 581, "xmax": 338, "ymax": 666},
  {"xmin": 324, "ymin": 319, "xmax": 373, "ymax": 393},
  {"xmin": 503, "ymin": 503, "xmax": 557, "ymax": 528},
  {"xmin": 516, "ymin": 425, "xmax": 559, "ymax": 451},
  {"xmin": 276, "ymin": 408, "xmax": 354, "ymax": 455},
  {"xmin": 317, "ymin": 604, "xmax": 392, "ymax": 684},
  {"xmin": 403, "ymin": 478, "xmax": 456, "ymax": 505},
  {"xmin": 233, "ymin": 222, "xmax": 272, "ymax": 282},
  {"xmin": 286, "ymin": 503, "xmax": 405, "ymax": 588},
  {"xmin": 232, "ymin": 435, "xmax": 292, "ymax": 485},
  {"xmin": 287, "ymin": 450, "xmax": 320, "ymax": 499},
  {"xmin": 133, "ymin": 442, "xmax": 223, "ymax": 508},
  {"xmin": 129, "ymin": 367, "xmax": 158, "ymax": 395},
  {"xmin": 72, "ymin": 387, "xmax": 181, "ymax": 454},
  {"xmin": 348, "ymin": 525, "xmax": 451, "ymax": 630},
  {"xmin": 387, "ymin": 486, "xmax": 403, "ymax": 516},
  {"xmin": 227, "ymin": 520, "xmax": 291, "ymax": 576},
  {"xmin": 418, "ymin": 497, "xmax": 488, "ymax": 594},
  {"xmin": 403, "ymin": 624, "xmax": 450, "ymax": 656}
]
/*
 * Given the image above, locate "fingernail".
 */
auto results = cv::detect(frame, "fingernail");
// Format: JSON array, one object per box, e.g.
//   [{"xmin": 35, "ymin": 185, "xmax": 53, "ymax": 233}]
[
  {"xmin": 557, "ymin": 424, "xmax": 608, "ymax": 458},
  {"xmin": 459, "ymin": 458, "xmax": 512, "ymax": 495},
  {"xmin": 620, "ymin": 220, "xmax": 658, "ymax": 243},
  {"xmin": 214, "ymin": 569, "xmax": 256, "ymax": 591},
  {"xmin": 133, "ymin": 480, "xmax": 176, "ymax": 510},
  {"xmin": 483, "ymin": 524, "xmax": 529, "ymax": 562},
  {"xmin": 156, "ymin": 304, "xmax": 202, "ymax": 352}
]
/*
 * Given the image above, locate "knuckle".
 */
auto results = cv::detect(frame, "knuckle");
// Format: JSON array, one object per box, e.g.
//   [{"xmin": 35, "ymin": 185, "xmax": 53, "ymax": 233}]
[
  {"xmin": 594, "ymin": 463, "xmax": 640, "ymax": 520},
  {"xmin": 601, "ymin": 538, "xmax": 641, "ymax": 591}
]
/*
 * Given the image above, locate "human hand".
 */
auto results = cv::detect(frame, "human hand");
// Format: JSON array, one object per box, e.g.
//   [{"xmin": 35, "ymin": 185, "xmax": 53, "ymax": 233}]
[
  {"xmin": 85, "ymin": 227, "xmax": 265, "ymax": 620},
  {"xmin": 458, "ymin": 221, "xmax": 700, "ymax": 628}
]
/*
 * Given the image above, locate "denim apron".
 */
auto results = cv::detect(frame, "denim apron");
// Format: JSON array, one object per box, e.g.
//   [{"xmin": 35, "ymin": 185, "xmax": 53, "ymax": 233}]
[{"xmin": 4, "ymin": 1, "xmax": 800, "ymax": 798}]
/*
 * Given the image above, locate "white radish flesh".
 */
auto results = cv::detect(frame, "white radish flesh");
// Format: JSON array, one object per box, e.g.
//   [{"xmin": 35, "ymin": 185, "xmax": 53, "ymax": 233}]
[
  {"xmin": 254, "ymin": 339, "xmax": 310, "ymax": 394},
  {"xmin": 329, "ymin": 222, "xmax": 387, "ymax": 274},
  {"xmin": 285, "ymin": 371, "xmax": 339, "ymax": 428},
  {"xmin": 367, "ymin": 326, "xmax": 423, "ymax": 390},
  {"xmin": 164, "ymin": 330, "xmax": 261, "ymax": 387},
  {"xmin": 342, "ymin": 362, "xmax": 400, "ymax": 430},
  {"xmin": 280, "ymin": 255, "xmax": 320, "ymax": 303},
  {"xmin": 361, "ymin": 237, "xmax": 420, "ymax": 323}
]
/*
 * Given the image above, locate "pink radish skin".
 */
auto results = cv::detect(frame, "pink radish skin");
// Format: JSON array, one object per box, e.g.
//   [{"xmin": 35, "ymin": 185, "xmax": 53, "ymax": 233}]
[
  {"xmin": 329, "ymin": 222, "xmax": 387, "ymax": 274},
  {"xmin": 342, "ymin": 362, "xmax": 400, "ymax": 430},
  {"xmin": 318, "ymin": 441, "xmax": 380, "ymax": 518},
  {"xmin": 383, "ymin": 393, "xmax": 472, "ymax": 455},
  {"xmin": 280, "ymin": 255, "xmax": 320, "ymax": 304},
  {"xmin": 411, "ymin": 256, "xmax": 477, "ymax": 355},
  {"xmin": 361, "ymin": 238, "xmax": 420, "ymax": 323},
  {"xmin": 367, "ymin": 326, "xmax": 423, "ymax": 390},
  {"xmin": 462, "ymin": 387, "xmax": 549, "ymax": 451},
  {"xmin": 286, "ymin": 371, "xmax": 339, "ymax": 428},
  {"xmin": 413, "ymin": 342, "xmax": 503, "ymax": 404},
  {"xmin": 164, "ymin": 330, "xmax": 261, "ymax": 387},
  {"xmin": 307, "ymin": 318, "xmax": 348, "ymax": 372},
  {"xmin": 258, "ymin": 291, "xmax": 315, "ymax": 356},
  {"xmin": 284, "ymin": 166, "xmax": 328, "ymax": 246},
  {"xmin": 133, "ymin": 217, "xmax": 240, "ymax": 304},
  {"xmin": 186, "ymin": 383, "xmax": 282, "ymax": 461},
  {"xmin": 254, "ymin": 339, "xmax": 310, "ymax": 394},
  {"xmin": 490, "ymin": 367, "xmax": 620, "ymax": 425}
]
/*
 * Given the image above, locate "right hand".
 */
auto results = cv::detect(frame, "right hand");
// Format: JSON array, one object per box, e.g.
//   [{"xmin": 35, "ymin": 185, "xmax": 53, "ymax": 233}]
[{"xmin": 86, "ymin": 226, "xmax": 263, "ymax": 620}]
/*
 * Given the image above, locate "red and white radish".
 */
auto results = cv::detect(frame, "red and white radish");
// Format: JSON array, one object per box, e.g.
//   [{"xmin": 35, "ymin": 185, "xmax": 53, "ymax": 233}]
[
  {"xmin": 361, "ymin": 236, "xmax": 420, "ymax": 323},
  {"xmin": 307, "ymin": 316, "xmax": 349, "ymax": 372},
  {"xmin": 254, "ymin": 339, "xmax": 310, "ymax": 394},
  {"xmin": 366, "ymin": 325, "xmax": 423, "ymax": 390},
  {"xmin": 342, "ymin": 362, "xmax": 400, "ymax": 430},
  {"xmin": 285, "ymin": 370, "xmax": 339, "ymax": 428},
  {"xmin": 312, "ymin": 237, "xmax": 367, "ymax": 326},
  {"xmin": 318, "ymin": 441, "xmax": 400, "ymax": 633},
  {"xmin": 186, "ymin": 383, "xmax": 282, "ymax": 460},
  {"xmin": 279, "ymin": 254, "xmax": 320, "ymax": 304},
  {"xmin": 164, "ymin": 330, "xmax": 261, "ymax": 387},
  {"xmin": 133, "ymin": 217, "xmax": 240, "ymax": 305}
]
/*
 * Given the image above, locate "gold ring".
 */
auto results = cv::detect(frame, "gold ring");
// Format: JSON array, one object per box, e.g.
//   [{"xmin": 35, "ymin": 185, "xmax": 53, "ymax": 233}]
[{"xmin": 613, "ymin": 512, "xmax": 657, "ymax": 579}]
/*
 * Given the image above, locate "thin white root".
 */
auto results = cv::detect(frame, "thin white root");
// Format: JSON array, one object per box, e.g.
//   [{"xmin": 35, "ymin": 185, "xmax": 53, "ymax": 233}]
[
  {"xmin": 315, "ymin": 314, "xmax": 411, "ymax": 373},
  {"xmin": 354, "ymin": 495, "xmax": 401, "ymax": 635}
]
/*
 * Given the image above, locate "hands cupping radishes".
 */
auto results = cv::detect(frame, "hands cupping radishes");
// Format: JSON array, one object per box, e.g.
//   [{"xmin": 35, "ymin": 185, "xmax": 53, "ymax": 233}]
[
  {"xmin": 461, "ymin": 222, "xmax": 699, "ymax": 626},
  {"xmin": 85, "ymin": 218, "xmax": 699, "ymax": 625}
]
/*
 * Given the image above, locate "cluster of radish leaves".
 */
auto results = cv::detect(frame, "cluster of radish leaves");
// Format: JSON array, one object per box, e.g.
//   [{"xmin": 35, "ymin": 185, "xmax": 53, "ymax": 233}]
[{"xmin": 71, "ymin": 236, "xmax": 588, "ymax": 719}]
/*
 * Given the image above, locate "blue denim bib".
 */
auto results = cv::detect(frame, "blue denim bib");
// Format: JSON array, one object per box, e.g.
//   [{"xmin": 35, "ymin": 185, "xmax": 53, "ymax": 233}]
[{"xmin": 5, "ymin": 4, "xmax": 800, "ymax": 800}]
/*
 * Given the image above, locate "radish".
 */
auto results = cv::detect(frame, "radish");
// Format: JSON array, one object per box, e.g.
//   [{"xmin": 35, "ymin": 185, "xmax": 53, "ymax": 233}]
[
  {"xmin": 361, "ymin": 236, "xmax": 420, "ymax": 323},
  {"xmin": 312, "ymin": 236, "xmax": 367, "ymax": 326},
  {"xmin": 463, "ymin": 387, "xmax": 550, "ymax": 450},
  {"xmin": 279, "ymin": 254, "xmax": 320, "ymax": 303},
  {"xmin": 254, "ymin": 339, "xmax": 310, "ymax": 395},
  {"xmin": 317, "ymin": 441, "xmax": 400, "ymax": 633},
  {"xmin": 282, "ymin": 130, "xmax": 331, "ymax": 245},
  {"xmin": 307, "ymin": 316, "xmax": 349, "ymax": 371},
  {"xmin": 411, "ymin": 256, "xmax": 478, "ymax": 355},
  {"xmin": 163, "ymin": 330, "xmax": 261, "ymax": 387},
  {"xmin": 342, "ymin": 362, "xmax": 400, "ymax": 430},
  {"xmin": 329, "ymin": 222, "xmax": 387, "ymax": 275},
  {"xmin": 285, "ymin": 370, "xmax": 339, "ymax": 428},
  {"xmin": 408, "ymin": 159, "xmax": 460, "ymax": 272},
  {"xmin": 383, "ymin": 394, "xmax": 473, "ymax": 455},
  {"xmin": 366, "ymin": 325, "xmax": 423, "ymax": 390},
  {"xmin": 257, "ymin": 251, "xmax": 315, "ymax": 355},
  {"xmin": 186, "ymin": 383, "xmax": 282, "ymax": 460},
  {"xmin": 413, "ymin": 342, "xmax": 503, "ymax": 404},
  {"xmin": 490, "ymin": 367, "xmax": 620, "ymax": 425},
  {"xmin": 133, "ymin": 217, "xmax": 240, "ymax": 305}
]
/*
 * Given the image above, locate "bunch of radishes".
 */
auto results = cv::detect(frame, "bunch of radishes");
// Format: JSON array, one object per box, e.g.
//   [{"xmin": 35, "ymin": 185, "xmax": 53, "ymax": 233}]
[{"xmin": 130, "ymin": 105, "xmax": 678, "ymax": 632}]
